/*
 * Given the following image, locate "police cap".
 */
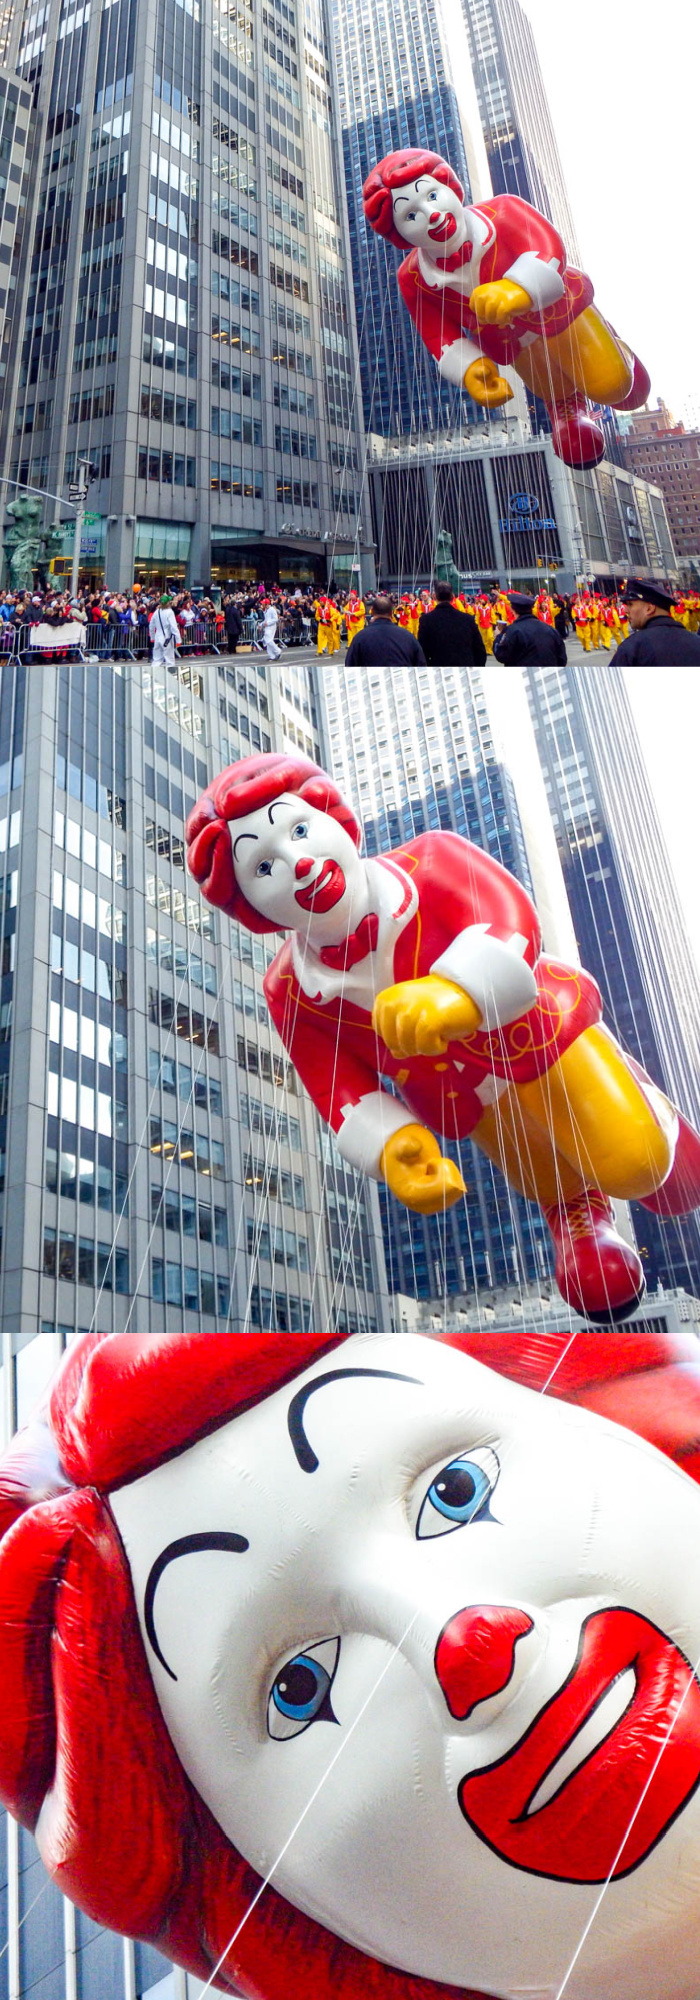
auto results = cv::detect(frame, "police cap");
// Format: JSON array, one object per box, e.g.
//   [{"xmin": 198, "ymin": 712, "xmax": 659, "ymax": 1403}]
[
  {"xmin": 508, "ymin": 591, "xmax": 535, "ymax": 613},
  {"xmin": 622, "ymin": 578, "xmax": 676, "ymax": 611}
]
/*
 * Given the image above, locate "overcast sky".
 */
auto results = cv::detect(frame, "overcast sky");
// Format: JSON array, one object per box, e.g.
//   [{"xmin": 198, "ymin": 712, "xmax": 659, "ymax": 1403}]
[{"xmin": 523, "ymin": 0, "xmax": 699, "ymax": 418}]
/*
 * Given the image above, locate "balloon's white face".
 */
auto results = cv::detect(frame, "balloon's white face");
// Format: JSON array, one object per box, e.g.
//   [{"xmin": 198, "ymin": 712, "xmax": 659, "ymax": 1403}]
[
  {"xmin": 228, "ymin": 791, "xmax": 368, "ymax": 941},
  {"xmin": 111, "ymin": 1334, "xmax": 700, "ymax": 2000},
  {"xmin": 392, "ymin": 174, "xmax": 468, "ymax": 253}
]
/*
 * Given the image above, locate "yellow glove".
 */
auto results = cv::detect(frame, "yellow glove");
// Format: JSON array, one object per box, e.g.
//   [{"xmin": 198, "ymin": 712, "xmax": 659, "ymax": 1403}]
[
  {"xmin": 464, "ymin": 356, "xmax": 514, "ymax": 409},
  {"xmin": 381, "ymin": 1124, "xmax": 466, "ymax": 1215},
  {"xmin": 469, "ymin": 279, "xmax": 532, "ymax": 327},
  {"xmin": 373, "ymin": 975, "xmax": 482, "ymax": 1058}
]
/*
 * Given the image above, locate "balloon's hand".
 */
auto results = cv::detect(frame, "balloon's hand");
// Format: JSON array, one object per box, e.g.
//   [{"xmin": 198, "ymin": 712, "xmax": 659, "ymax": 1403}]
[
  {"xmin": 381, "ymin": 1124, "xmax": 466, "ymax": 1215},
  {"xmin": 463, "ymin": 356, "xmax": 513, "ymax": 409},
  {"xmin": 469, "ymin": 279, "xmax": 532, "ymax": 326},
  {"xmin": 373, "ymin": 976, "xmax": 482, "ymax": 1057}
]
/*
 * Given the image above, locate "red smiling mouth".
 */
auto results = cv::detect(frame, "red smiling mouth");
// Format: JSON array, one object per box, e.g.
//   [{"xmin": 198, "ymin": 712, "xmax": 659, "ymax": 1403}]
[
  {"xmin": 428, "ymin": 214, "xmax": 456, "ymax": 242},
  {"xmin": 294, "ymin": 861, "xmax": 346, "ymax": 913},
  {"xmin": 459, "ymin": 1608, "xmax": 700, "ymax": 1882}
]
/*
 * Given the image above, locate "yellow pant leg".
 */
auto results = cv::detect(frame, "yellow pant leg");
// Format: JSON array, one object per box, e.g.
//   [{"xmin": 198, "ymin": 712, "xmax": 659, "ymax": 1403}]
[
  {"xmin": 590, "ymin": 620, "xmax": 600, "ymax": 649},
  {"xmin": 317, "ymin": 626, "xmax": 329, "ymax": 655},
  {"xmin": 472, "ymin": 1090, "xmax": 586, "ymax": 1208},
  {"xmin": 513, "ymin": 340, "xmax": 576, "ymax": 405},
  {"xmin": 575, "ymin": 622, "xmax": 591, "ymax": 653},
  {"xmin": 543, "ymin": 307, "xmax": 634, "ymax": 404},
  {"xmin": 517, "ymin": 1023, "xmax": 675, "ymax": 1200},
  {"xmin": 600, "ymin": 626, "xmax": 611, "ymax": 649},
  {"xmin": 483, "ymin": 628, "xmax": 494, "ymax": 654}
]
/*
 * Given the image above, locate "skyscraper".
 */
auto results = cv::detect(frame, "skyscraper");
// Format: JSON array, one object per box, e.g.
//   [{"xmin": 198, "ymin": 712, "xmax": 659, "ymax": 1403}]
[
  {"xmin": 331, "ymin": 0, "xmax": 477, "ymax": 438},
  {"xmin": 315, "ymin": 661, "xmax": 572, "ymax": 1303},
  {"xmin": 463, "ymin": 0, "xmax": 579, "ymax": 255},
  {"xmin": 0, "ymin": 0, "xmax": 370, "ymax": 591},
  {"xmin": 525, "ymin": 664, "xmax": 700, "ymax": 1296}
]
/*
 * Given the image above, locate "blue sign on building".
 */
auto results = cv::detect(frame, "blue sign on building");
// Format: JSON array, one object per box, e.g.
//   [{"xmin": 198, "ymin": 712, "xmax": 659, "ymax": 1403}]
[{"xmin": 499, "ymin": 492, "xmax": 556, "ymax": 533}]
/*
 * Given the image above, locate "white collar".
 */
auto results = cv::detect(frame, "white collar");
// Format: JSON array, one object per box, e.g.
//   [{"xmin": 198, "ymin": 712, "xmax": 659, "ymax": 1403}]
[
  {"xmin": 290, "ymin": 855, "xmax": 418, "ymax": 1008},
  {"xmin": 417, "ymin": 206, "xmax": 493, "ymax": 292}
]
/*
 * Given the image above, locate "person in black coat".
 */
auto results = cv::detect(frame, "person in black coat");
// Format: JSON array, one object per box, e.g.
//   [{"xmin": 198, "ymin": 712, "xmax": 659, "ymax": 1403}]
[
  {"xmin": 613, "ymin": 579, "xmax": 700, "ymax": 662},
  {"xmin": 417, "ymin": 582, "xmax": 487, "ymax": 664},
  {"xmin": 493, "ymin": 593, "xmax": 567, "ymax": 664},
  {"xmin": 224, "ymin": 596, "xmax": 243, "ymax": 654},
  {"xmin": 345, "ymin": 594, "xmax": 426, "ymax": 664}
]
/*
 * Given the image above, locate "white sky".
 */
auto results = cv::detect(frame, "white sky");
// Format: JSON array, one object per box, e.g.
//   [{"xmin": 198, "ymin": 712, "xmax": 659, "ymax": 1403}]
[
  {"xmin": 624, "ymin": 667, "xmax": 700, "ymax": 978},
  {"xmin": 522, "ymin": 0, "xmax": 700, "ymax": 418}
]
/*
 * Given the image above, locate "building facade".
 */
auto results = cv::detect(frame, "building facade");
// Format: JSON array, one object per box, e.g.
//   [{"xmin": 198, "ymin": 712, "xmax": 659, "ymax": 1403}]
[
  {"xmin": 367, "ymin": 426, "xmax": 678, "ymax": 590},
  {"xmin": 331, "ymin": 0, "xmax": 478, "ymax": 439},
  {"xmin": 462, "ymin": 0, "xmax": 579, "ymax": 256},
  {"xmin": 0, "ymin": 0, "xmax": 372, "ymax": 592},
  {"xmin": 315, "ymin": 661, "xmax": 571, "ymax": 1303},
  {"xmin": 620, "ymin": 402, "xmax": 700, "ymax": 578},
  {"xmin": 0, "ymin": 65, "xmax": 32, "ymax": 359},
  {"xmin": 525, "ymin": 664, "xmax": 700, "ymax": 1297}
]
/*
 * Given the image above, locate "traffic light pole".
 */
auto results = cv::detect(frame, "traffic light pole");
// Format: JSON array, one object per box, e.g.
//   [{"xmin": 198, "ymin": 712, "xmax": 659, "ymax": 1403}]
[{"xmin": 70, "ymin": 460, "xmax": 89, "ymax": 602}]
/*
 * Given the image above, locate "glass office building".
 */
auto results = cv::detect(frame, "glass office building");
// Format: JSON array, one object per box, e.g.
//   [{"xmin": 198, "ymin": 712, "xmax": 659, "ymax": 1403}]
[
  {"xmin": 525, "ymin": 664, "xmax": 700, "ymax": 1296},
  {"xmin": 463, "ymin": 0, "xmax": 579, "ymax": 254},
  {"xmin": 0, "ymin": 0, "xmax": 370, "ymax": 589}
]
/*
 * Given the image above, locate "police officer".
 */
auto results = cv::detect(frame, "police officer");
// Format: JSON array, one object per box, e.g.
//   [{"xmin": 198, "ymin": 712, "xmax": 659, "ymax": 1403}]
[
  {"xmin": 492, "ymin": 592, "xmax": 567, "ymax": 663},
  {"xmin": 614, "ymin": 580, "xmax": 700, "ymax": 661}
]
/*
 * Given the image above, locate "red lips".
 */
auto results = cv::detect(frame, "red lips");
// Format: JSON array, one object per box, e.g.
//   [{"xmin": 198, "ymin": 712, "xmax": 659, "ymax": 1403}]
[
  {"xmin": 457, "ymin": 1607, "xmax": 700, "ymax": 1882},
  {"xmin": 294, "ymin": 860, "xmax": 346, "ymax": 913},
  {"xmin": 428, "ymin": 213, "xmax": 456, "ymax": 242}
]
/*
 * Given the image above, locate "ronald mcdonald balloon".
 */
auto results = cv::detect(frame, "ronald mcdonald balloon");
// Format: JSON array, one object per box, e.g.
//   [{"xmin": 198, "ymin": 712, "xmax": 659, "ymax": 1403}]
[
  {"xmin": 186, "ymin": 753, "xmax": 700, "ymax": 1326},
  {"xmin": 362, "ymin": 148, "xmax": 651, "ymax": 469},
  {"xmin": 7, "ymin": 1326, "xmax": 700, "ymax": 2000}
]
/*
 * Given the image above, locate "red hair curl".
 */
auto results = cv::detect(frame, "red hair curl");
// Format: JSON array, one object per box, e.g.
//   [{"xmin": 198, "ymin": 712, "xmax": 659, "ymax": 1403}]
[
  {"xmin": 363, "ymin": 149, "xmax": 465, "ymax": 252},
  {"xmin": 2, "ymin": 1325, "xmax": 700, "ymax": 1994},
  {"xmin": 185, "ymin": 754, "xmax": 362, "ymax": 935}
]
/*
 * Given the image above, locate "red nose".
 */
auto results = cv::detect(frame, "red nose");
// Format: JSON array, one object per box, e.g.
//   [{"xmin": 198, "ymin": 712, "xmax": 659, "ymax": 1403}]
[
  {"xmin": 430, "ymin": 210, "xmax": 441, "ymax": 224},
  {"xmin": 295, "ymin": 857, "xmax": 314, "ymax": 878},
  {"xmin": 435, "ymin": 1606, "xmax": 533, "ymax": 1720}
]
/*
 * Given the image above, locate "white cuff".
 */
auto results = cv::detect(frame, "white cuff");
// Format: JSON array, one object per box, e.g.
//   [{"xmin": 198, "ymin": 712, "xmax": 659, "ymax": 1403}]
[
  {"xmin": 437, "ymin": 335, "xmax": 484, "ymax": 386},
  {"xmin": 337, "ymin": 1091, "xmax": 414, "ymax": 1178},
  {"xmin": 431, "ymin": 925, "xmax": 538, "ymax": 1031},
  {"xmin": 504, "ymin": 252, "xmax": 565, "ymax": 312}
]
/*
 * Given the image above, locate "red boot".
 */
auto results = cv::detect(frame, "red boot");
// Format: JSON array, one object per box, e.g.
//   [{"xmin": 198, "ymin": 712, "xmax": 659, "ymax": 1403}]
[
  {"xmin": 638, "ymin": 1111, "xmax": 700, "ymax": 1219},
  {"xmin": 544, "ymin": 1191, "xmax": 646, "ymax": 1325},
  {"xmin": 615, "ymin": 351, "xmax": 652, "ymax": 413},
  {"xmin": 549, "ymin": 393, "xmax": 606, "ymax": 470}
]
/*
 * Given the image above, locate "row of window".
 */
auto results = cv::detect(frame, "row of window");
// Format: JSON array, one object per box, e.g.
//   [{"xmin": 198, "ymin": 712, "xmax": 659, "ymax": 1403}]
[
  {"xmin": 148, "ymin": 988, "xmax": 221, "ymax": 1053},
  {"xmin": 150, "ymin": 1115, "xmax": 226, "ymax": 1177},
  {"xmin": 144, "ymin": 886, "xmax": 214, "ymax": 940},
  {"xmin": 55, "ymin": 756, "xmax": 126, "ymax": 829},
  {"xmin": 52, "ymin": 872, "xmax": 126, "ymax": 941},
  {"xmin": 211, "ymin": 362, "xmax": 261, "ymax": 399},
  {"xmin": 247, "ymin": 1217, "xmax": 309, "ymax": 1271},
  {"xmin": 151, "ymin": 1184, "xmax": 227, "ymax": 1243},
  {"xmin": 240, "ymin": 1089, "xmax": 301, "ymax": 1149},
  {"xmin": 142, "ymin": 329, "xmax": 197, "ymax": 376},
  {"xmin": 275, "ymin": 476, "xmax": 319, "ymax": 505},
  {"xmin": 46, "ymin": 1147, "xmax": 129, "ymax": 1212},
  {"xmin": 50, "ymin": 1001, "xmax": 127, "ymax": 1070},
  {"xmin": 211, "ymin": 465, "xmax": 263, "ymax": 498},
  {"xmin": 141, "ymin": 675, "xmax": 208, "ymax": 752},
  {"xmin": 145, "ymin": 919, "xmax": 218, "ymax": 994},
  {"xmin": 152, "ymin": 1259, "xmax": 230, "ymax": 1316},
  {"xmin": 148, "ymin": 1046, "xmax": 222, "ymax": 1114},
  {"xmin": 274, "ymin": 425, "xmax": 317, "ymax": 457},
  {"xmin": 144, "ymin": 764, "xmax": 197, "ymax": 827},
  {"xmin": 43, "ymin": 1229, "xmax": 129, "ymax": 1292},
  {"xmin": 248, "ymin": 1284, "xmax": 313, "ymax": 1332},
  {"xmin": 211, "ymin": 271, "xmax": 260, "ymax": 312},
  {"xmin": 244, "ymin": 1155, "xmax": 305, "ymax": 1205},
  {"xmin": 47, "ymin": 1070, "xmax": 126, "ymax": 1138},
  {"xmin": 137, "ymin": 449, "xmax": 196, "ymax": 486},
  {"xmin": 237, "ymin": 1034, "xmax": 293, "ymax": 1089},
  {"xmin": 211, "ymin": 408, "xmax": 263, "ymax": 443},
  {"xmin": 51, "ymin": 935, "xmax": 127, "ymax": 1005},
  {"xmin": 140, "ymin": 388, "xmax": 197, "ymax": 427}
]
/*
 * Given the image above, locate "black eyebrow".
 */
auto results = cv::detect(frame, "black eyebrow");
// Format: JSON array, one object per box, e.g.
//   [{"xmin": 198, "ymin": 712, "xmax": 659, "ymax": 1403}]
[
  {"xmin": 144, "ymin": 1531, "xmax": 249, "ymax": 1681},
  {"xmin": 288, "ymin": 1368, "xmax": 422, "ymax": 1473},
  {"xmin": 268, "ymin": 798, "xmax": 296, "ymax": 823},
  {"xmin": 232, "ymin": 831, "xmax": 258, "ymax": 855}
]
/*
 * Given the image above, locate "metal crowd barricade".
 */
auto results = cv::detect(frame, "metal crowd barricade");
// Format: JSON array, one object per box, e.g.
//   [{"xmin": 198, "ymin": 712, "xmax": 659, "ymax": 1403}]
[{"xmin": 177, "ymin": 619, "xmax": 221, "ymax": 657}]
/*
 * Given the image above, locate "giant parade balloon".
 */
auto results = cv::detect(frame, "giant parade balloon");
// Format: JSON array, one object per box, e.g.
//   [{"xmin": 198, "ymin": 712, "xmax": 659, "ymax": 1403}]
[
  {"xmin": 186, "ymin": 752, "xmax": 700, "ymax": 1326},
  {"xmin": 5, "ymin": 1327, "xmax": 700, "ymax": 1997},
  {"xmin": 361, "ymin": 147, "xmax": 651, "ymax": 469}
]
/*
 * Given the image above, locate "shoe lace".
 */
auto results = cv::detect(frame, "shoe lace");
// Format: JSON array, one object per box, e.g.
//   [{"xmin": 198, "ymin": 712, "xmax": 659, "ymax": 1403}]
[{"xmin": 546, "ymin": 1191, "xmax": 612, "ymax": 1240}]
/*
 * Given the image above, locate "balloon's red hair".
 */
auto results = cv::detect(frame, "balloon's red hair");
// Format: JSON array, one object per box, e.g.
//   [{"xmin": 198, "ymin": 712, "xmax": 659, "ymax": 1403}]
[
  {"xmin": 185, "ymin": 754, "xmax": 362, "ymax": 936},
  {"xmin": 1, "ymin": 1325, "xmax": 700, "ymax": 1996},
  {"xmin": 363, "ymin": 149, "xmax": 465, "ymax": 252}
]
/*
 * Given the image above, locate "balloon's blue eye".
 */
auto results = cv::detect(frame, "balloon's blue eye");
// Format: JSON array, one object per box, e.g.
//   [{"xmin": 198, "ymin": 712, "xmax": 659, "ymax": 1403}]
[
  {"xmin": 417, "ymin": 1449, "xmax": 499, "ymax": 1539},
  {"xmin": 268, "ymin": 1638, "xmax": 340, "ymax": 1740},
  {"xmin": 255, "ymin": 859, "xmax": 273, "ymax": 877},
  {"xmin": 291, "ymin": 822, "xmax": 308, "ymax": 839}
]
